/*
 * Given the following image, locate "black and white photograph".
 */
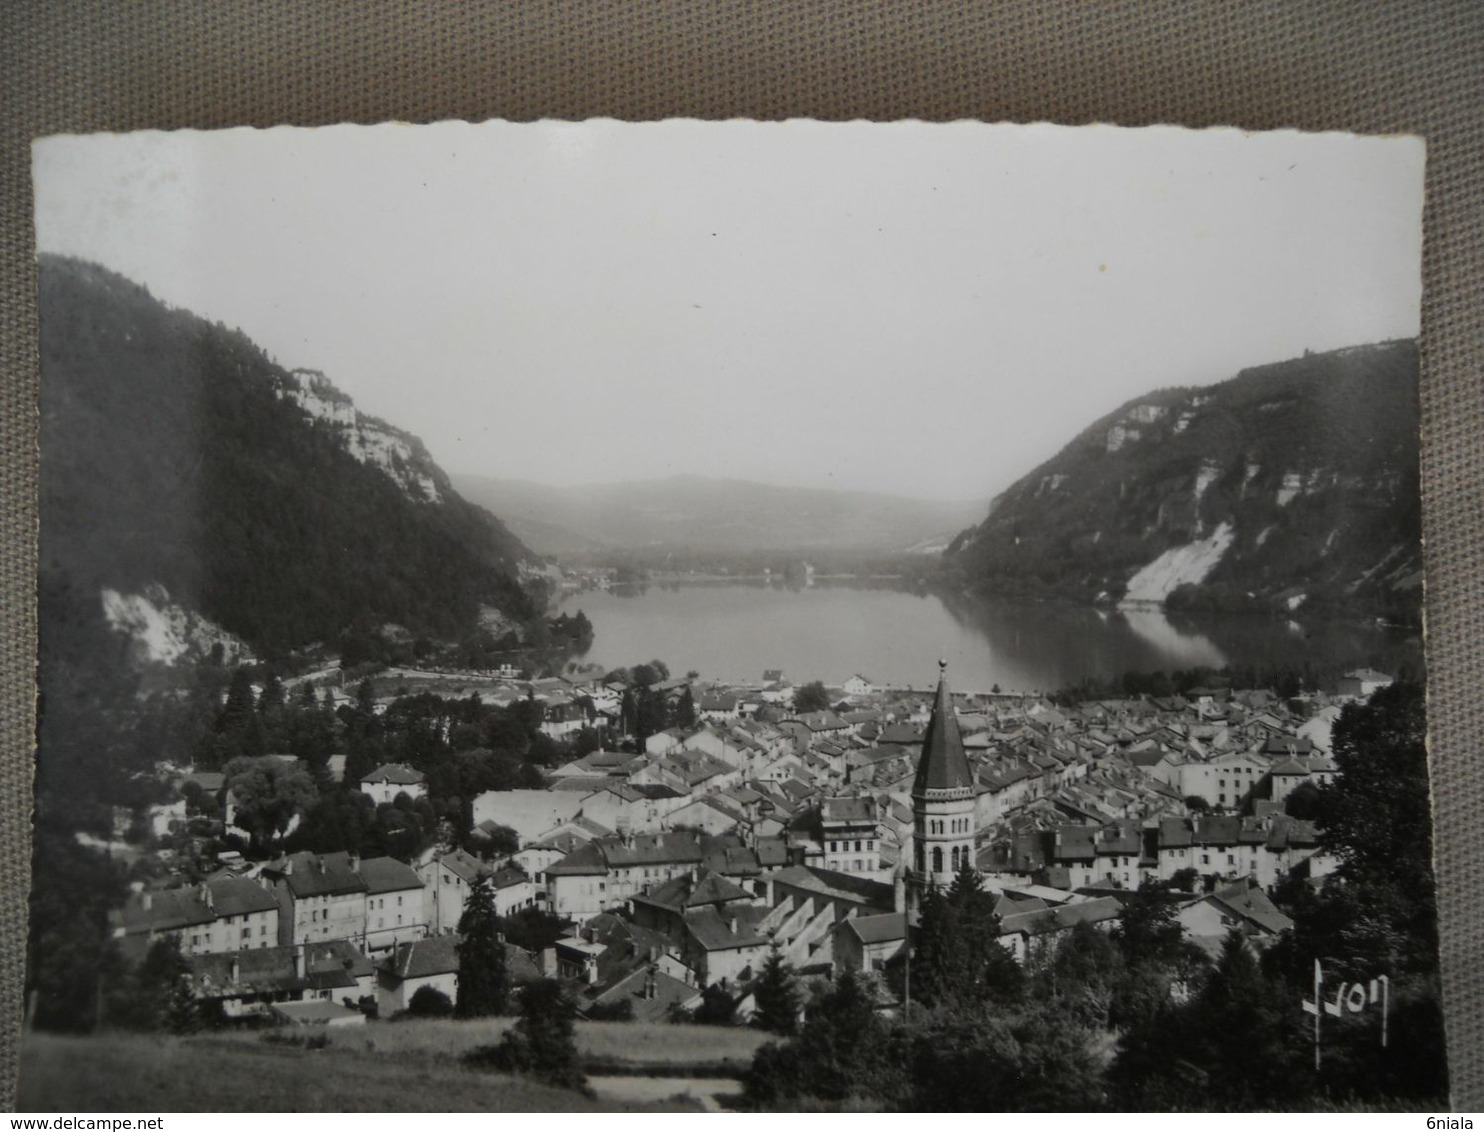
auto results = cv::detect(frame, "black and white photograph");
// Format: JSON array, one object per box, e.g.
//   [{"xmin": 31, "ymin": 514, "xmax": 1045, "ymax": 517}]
[{"xmin": 22, "ymin": 119, "xmax": 1437, "ymax": 1111}]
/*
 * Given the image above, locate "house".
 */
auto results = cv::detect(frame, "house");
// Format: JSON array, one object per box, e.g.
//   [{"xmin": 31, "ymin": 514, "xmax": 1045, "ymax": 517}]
[
  {"xmin": 417, "ymin": 848, "xmax": 485, "ymax": 934},
  {"xmin": 1179, "ymin": 750, "xmax": 1269, "ymax": 809},
  {"xmin": 665, "ymin": 796, "xmax": 746, "ymax": 836},
  {"xmin": 997, "ymin": 896, "xmax": 1123, "ymax": 965},
  {"xmin": 579, "ymin": 781, "xmax": 689, "ymax": 834},
  {"xmin": 377, "ymin": 935, "xmax": 458, "ymax": 1015},
  {"xmin": 1337, "ymin": 668, "xmax": 1392, "ymax": 699},
  {"xmin": 1176, "ymin": 879, "xmax": 1294, "ymax": 949},
  {"xmin": 816, "ymin": 797, "xmax": 882, "ymax": 875},
  {"xmin": 678, "ymin": 902, "xmax": 774, "ymax": 987},
  {"xmin": 540, "ymin": 700, "xmax": 589, "ymax": 740},
  {"xmin": 843, "ymin": 675, "xmax": 874, "ymax": 698},
  {"xmin": 833, "ymin": 911, "xmax": 906, "ymax": 974},
  {"xmin": 114, "ymin": 876, "xmax": 281, "ymax": 959},
  {"xmin": 359, "ymin": 763, "xmax": 428, "ymax": 805},
  {"xmin": 580, "ymin": 963, "xmax": 702, "ymax": 1022},
  {"xmin": 264, "ymin": 851, "xmax": 370, "ymax": 947},
  {"xmin": 698, "ymin": 693, "xmax": 741, "ymax": 722},
  {"xmin": 645, "ymin": 729, "xmax": 686, "ymax": 757},
  {"xmin": 1154, "ymin": 816, "xmax": 1273, "ymax": 886},
  {"xmin": 361, "ymin": 856, "xmax": 428, "ymax": 952},
  {"xmin": 490, "ymin": 865, "xmax": 538, "ymax": 916},
  {"xmin": 186, "ymin": 939, "xmax": 375, "ymax": 1020},
  {"xmin": 512, "ymin": 819, "xmax": 611, "ymax": 880},
  {"xmin": 543, "ymin": 830, "xmax": 707, "ymax": 922},
  {"xmin": 628, "ymin": 871, "xmax": 774, "ymax": 987}
]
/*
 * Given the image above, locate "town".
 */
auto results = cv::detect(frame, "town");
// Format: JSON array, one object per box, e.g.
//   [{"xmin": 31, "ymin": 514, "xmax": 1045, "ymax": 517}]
[{"xmin": 111, "ymin": 654, "xmax": 1394, "ymax": 1031}]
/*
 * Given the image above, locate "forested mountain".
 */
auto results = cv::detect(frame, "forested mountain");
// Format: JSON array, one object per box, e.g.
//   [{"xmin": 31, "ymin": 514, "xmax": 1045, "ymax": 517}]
[
  {"xmin": 38, "ymin": 255, "xmax": 537, "ymax": 664},
  {"xmin": 943, "ymin": 341, "xmax": 1421, "ymax": 624},
  {"xmin": 451, "ymin": 473, "xmax": 987, "ymax": 556}
]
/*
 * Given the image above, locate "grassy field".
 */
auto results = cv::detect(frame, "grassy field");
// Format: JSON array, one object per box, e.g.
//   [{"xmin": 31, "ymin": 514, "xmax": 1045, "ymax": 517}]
[
  {"xmin": 17, "ymin": 1030, "xmax": 714, "ymax": 1113},
  {"xmin": 313, "ymin": 1017, "xmax": 770, "ymax": 1067}
]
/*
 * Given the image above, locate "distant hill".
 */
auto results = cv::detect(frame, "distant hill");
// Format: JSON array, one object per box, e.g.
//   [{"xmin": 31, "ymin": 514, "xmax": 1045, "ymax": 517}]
[
  {"xmin": 943, "ymin": 341, "xmax": 1422, "ymax": 624},
  {"xmin": 451, "ymin": 473, "xmax": 988, "ymax": 556},
  {"xmin": 39, "ymin": 256, "xmax": 537, "ymax": 663}
]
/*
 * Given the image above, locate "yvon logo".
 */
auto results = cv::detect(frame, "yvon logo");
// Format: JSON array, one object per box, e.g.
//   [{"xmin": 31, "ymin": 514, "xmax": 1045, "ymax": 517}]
[{"xmin": 1300, "ymin": 958, "xmax": 1390, "ymax": 1069}]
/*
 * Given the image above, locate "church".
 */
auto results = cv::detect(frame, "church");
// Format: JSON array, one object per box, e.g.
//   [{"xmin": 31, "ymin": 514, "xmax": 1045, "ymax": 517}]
[{"xmin": 902, "ymin": 659, "xmax": 980, "ymax": 916}]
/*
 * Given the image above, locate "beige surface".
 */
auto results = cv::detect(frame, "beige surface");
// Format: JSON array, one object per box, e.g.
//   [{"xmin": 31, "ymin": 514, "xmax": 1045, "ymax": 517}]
[{"xmin": 2, "ymin": 0, "xmax": 1480, "ymax": 1111}]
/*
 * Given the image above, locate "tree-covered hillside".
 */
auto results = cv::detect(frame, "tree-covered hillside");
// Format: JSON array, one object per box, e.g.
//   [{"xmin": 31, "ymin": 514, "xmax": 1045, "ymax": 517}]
[
  {"xmin": 944, "ymin": 342, "xmax": 1421, "ymax": 624},
  {"xmin": 38, "ymin": 256, "xmax": 536, "ymax": 659}
]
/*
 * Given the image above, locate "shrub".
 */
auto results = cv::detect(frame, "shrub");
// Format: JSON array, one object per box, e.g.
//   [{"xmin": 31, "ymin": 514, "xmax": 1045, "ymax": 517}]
[
  {"xmin": 464, "ymin": 979, "xmax": 591, "ymax": 1096},
  {"xmin": 407, "ymin": 985, "xmax": 454, "ymax": 1018}
]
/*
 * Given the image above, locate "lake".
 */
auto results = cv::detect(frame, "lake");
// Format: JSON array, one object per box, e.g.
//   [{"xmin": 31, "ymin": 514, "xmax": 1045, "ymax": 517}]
[{"xmin": 559, "ymin": 581, "xmax": 1421, "ymax": 694}]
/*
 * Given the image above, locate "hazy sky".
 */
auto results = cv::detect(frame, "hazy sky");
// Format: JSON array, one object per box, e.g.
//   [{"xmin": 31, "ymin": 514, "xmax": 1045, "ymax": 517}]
[{"xmin": 33, "ymin": 121, "xmax": 1424, "ymax": 501}]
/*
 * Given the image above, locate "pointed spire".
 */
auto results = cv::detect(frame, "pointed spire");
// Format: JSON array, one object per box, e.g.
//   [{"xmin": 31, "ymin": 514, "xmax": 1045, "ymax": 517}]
[{"xmin": 912, "ymin": 659, "xmax": 974, "ymax": 794}]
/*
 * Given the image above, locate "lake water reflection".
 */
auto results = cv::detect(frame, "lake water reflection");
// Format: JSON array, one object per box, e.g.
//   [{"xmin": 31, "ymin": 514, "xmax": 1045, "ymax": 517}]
[{"xmin": 559, "ymin": 581, "xmax": 1420, "ymax": 693}]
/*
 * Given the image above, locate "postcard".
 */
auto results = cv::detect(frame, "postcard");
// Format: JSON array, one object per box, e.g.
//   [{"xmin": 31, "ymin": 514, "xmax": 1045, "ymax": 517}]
[{"xmin": 23, "ymin": 119, "xmax": 1435, "ymax": 1112}]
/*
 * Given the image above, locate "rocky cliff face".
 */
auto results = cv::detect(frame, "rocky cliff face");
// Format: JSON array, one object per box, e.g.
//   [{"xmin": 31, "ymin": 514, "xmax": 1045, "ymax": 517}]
[
  {"xmin": 943, "ymin": 341, "xmax": 1421, "ymax": 624},
  {"xmin": 280, "ymin": 369, "xmax": 445, "ymax": 505}
]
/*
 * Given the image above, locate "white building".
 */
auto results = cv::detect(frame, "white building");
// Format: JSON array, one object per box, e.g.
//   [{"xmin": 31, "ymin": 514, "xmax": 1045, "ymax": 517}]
[{"xmin": 360, "ymin": 763, "xmax": 428, "ymax": 805}]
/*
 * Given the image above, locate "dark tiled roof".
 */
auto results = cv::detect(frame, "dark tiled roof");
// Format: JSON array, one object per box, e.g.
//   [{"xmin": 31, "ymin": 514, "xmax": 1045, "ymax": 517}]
[
  {"xmin": 361, "ymin": 762, "xmax": 425, "ymax": 786},
  {"xmin": 382, "ymin": 934, "xmax": 460, "ymax": 980},
  {"xmin": 436, "ymin": 849, "xmax": 485, "ymax": 884},
  {"xmin": 637, "ymin": 869, "xmax": 751, "ymax": 912},
  {"xmin": 188, "ymin": 939, "xmax": 370, "ymax": 999},
  {"xmin": 118, "ymin": 876, "xmax": 278, "ymax": 935},
  {"xmin": 1205, "ymin": 883, "xmax": 1295, "ymax": 935},
  {"xmin": 769, "ymin": 864, "xmax": 894, "ymax": 911},
  {"xmin": 821, "ymin": 796, "xmax": 875, "ymax": 824},
  {"xmin": 846, "ymin": 912, "xmax": 907, "ymax": 945},
  {"xmin": 1000, "ymin": 896, "xmax": 1123, "ymax": 937},
  {"xmin": 584, "ymin": 965, "xmax": 699, "ymax": 1023},
  {"xmin": 683, "ymin": 904, "xmax": 771, "ymax": 951},
  {"xmin": 276, "ymin": 851, "xmax": 370, "ymax": 898},
  {"xmin": 1050, "ymin": 826, "xmax": 1098, "ymax": 862},
  {"xmin": 544, "ymin": 842, "xmax": 609, "ymax": 877},
  {"xmin": 358, "ymin": 856, "xmax": 423, "ymax": 895},
  {"xmin": 912, "ymin": 665, "xmax": 974, "ymax": 795}
]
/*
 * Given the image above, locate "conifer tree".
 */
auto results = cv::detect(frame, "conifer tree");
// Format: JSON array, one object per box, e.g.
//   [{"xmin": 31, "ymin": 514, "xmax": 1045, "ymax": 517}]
[
  {"xmin": 752, "ymin": 944, "xmax": 802, "ymax": 1035},
  {"xmin": 912, "ymin": 863, "xmax": 1022, "ymax": 1013},
  {"xmin": 675, "ymin": 686, "xmax": 697, "ymax": 728},
  {"xmin": 455, "ymin": 874, "xmax": 509, "ymax": 1017}
]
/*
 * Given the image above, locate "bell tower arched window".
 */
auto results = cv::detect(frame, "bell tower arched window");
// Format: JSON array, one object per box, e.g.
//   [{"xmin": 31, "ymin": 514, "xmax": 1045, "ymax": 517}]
[{"xmin": 931, "ymin": 846, "xmax": 943, "ymax": 873}]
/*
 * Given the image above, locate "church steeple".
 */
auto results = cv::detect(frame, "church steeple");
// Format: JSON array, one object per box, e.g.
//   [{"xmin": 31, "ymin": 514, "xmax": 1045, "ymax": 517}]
[
  {"xmin": 912, "ymin": 659, "xmax": 974, "ymax": 795},
  {"xmin": 909, "ymin": 660, "xmax": 979, "ymax": 900}
]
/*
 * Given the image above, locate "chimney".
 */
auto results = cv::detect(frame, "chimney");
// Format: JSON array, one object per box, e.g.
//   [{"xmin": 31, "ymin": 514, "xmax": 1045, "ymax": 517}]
[
  {"xmin": 644, "ymin": 962, "xmax": 658, "ymax": 1000},
  {"xmin": 295, "ymin": 944, "xmax": 306, "ymax": 981},
  {"xmin": 229, "ymin": 955, "xmax": 240, "ymax": 984},
  {"xmin": 200, "ymin": 884, "xmax": 215, "ymax": 913},
  {"xmin": 347, "ymin": 852, "xmax": 360, "ymax": 873}
]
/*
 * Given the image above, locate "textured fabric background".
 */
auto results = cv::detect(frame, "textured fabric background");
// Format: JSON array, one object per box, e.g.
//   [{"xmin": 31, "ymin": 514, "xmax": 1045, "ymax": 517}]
[{"xmin": 2, "ymin": 1, "xmax": 1480, "ymax": 1112}]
